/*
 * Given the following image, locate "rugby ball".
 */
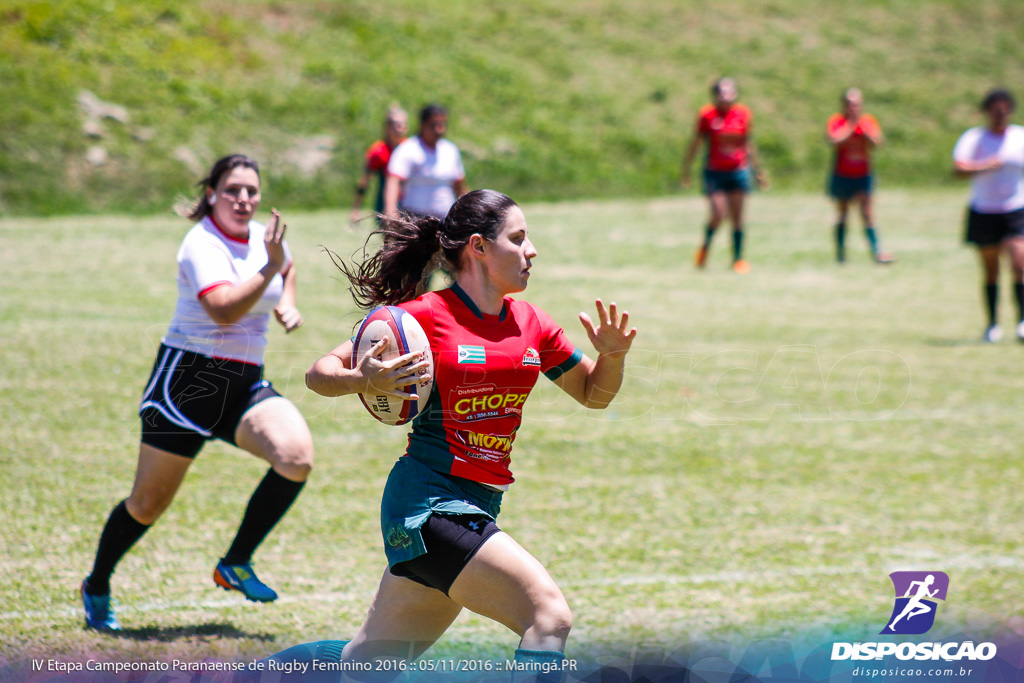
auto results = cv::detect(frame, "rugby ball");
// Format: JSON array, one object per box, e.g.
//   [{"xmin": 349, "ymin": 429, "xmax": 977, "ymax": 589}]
[{"xmin": 351, "ymin": 306, "xmax": 433, "ymax": 426}]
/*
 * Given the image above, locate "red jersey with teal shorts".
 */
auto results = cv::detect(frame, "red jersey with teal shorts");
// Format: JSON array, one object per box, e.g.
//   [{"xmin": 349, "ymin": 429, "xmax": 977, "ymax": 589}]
[
  {"xmin": 398, "ymin": 284, "xmax": 582, "ymax": 489},
  {"xmin": 698, "ymin": 103, "xmax": 752, "ymax": 172},
  {"xmin": 828, "ymin": 113, "xmax": 881, "ymax": 178}
]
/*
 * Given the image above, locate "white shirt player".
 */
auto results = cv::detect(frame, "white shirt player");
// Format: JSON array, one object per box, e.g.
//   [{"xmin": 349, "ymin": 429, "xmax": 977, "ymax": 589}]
[
  {"xmin": 387, "ymin": 136, "xmax": 465, "ymax": 218},
  {"xmin": 953, "ymin": 124, "xmax": 1024, "ymax": 214},
  {"xmin": 163, "ymin": 216, "xmax": 291, "ymax": 365}
]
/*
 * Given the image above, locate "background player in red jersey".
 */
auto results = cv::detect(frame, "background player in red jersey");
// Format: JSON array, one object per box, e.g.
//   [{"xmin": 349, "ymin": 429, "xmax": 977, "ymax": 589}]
[
  {"xmin": 682, "ymin": 77, "xmax": 767, "ymax": 273},
  {"xmin": 278, "ymin": 189, "xmax": 636, "ymax": 675},
  {"xmin": 350, "ymin": 105, "xmax": 408, "ymax": 226},
  {"xmin": 826, "ymin": 88, "xmax": 894, "ymax": 264}
]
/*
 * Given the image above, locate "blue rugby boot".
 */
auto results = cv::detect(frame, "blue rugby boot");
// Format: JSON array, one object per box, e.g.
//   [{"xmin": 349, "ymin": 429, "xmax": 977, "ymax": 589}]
[
  {"xmin": 213, "ymin": 560, "xmax": 278, "ymax": 602},
  {"xmin": 81, "ymin": 580, "xmax": 120, "ymax": 631}
]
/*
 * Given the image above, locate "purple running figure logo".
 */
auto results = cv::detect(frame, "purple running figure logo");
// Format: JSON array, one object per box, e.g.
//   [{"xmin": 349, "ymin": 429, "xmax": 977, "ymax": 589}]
[{"xmin": 881, "ymin": 571, "xmax": 949, "ymax": 635}]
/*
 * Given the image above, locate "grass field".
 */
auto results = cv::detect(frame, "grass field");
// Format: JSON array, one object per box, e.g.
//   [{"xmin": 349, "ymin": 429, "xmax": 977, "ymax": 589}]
[
  {"xmin": 3, "ymin": 0, "xmax": 1024, "ymax": 215},
  {"xmin": 2, "ymin": 190, "xmax": 1023, "ymax": 672}
]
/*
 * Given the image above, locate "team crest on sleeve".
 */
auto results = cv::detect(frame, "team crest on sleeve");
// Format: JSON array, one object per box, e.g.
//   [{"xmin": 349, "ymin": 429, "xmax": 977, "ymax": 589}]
[
  {"xmin": 522, "ymin": 347, "xmax": 541, "ymax": 367},
  {"xmin": 881, "ymin": 571, "xmax": 949, "ymax": 635},
  {"xmin": 457, "ymin": 345, "xmax": 486, "ymax": 364}
]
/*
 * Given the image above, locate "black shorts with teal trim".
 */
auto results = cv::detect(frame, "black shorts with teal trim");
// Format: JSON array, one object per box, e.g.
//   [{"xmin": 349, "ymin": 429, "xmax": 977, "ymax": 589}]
[
  {"xmin": 703, "ymin": 167, "xmax": 752, "ymax": 195},
  {"xmin": 138, "ymin": 343, "xmax": 281, "ymax": 458},
  {"xmin": 829, "ymin": 173, "xmax": 873, "ymax": 200}
]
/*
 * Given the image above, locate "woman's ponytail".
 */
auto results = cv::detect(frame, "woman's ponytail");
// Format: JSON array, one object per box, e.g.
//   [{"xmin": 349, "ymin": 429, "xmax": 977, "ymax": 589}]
[{"xmin": 340, "ymin": 213, "xmax": 445, "ymax": 308}]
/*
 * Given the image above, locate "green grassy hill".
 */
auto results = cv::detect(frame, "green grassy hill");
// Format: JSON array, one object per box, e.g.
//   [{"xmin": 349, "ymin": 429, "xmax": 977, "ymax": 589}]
[{"xmin": 1, "ymin": 0, "xmax": 1023, "ymax": 215}]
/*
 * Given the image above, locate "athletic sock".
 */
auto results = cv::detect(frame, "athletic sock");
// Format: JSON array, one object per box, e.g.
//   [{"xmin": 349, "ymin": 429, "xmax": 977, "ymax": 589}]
[
  {"xmin": 247, "ymin": 640, "xmax": 348, "ymax": 683},
  {"xmin": 835, "ymin": 222, "xmax": 847, "ymax": 262},
  {"xmin": 732, "ymin": 228, "xmax": 744, "ymax": 262},
  {"xmin": 865, "ymin": 226, "xmax": 880, "ymax": 255},
  {"xmin": 703, "ymin": 224, "xmax": 715, "ymax": 249},
  {"xmin": 985, "ymin": 283, "xmax": 999, "ymax": 327},
  {"xmin": 222, "ymin": 469, "xmax": 305, "ymax": 565},
  {"xmin": 1015, "ymin": 283, "xmax": 1024, "ymax": 323},
  {"xmin": 513, "ymin": 649, "xmax": 567, "ymax": 683},
  {"xmin": 86, "ymin": 500, "xmax": 150, "ymax": 596}
]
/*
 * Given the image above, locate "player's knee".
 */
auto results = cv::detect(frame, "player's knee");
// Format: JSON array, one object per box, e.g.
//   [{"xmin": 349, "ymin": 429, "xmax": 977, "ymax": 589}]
[
  {"xmin": 532, "ymin": 593, "xmax": 573, "ymax": 641},
  {"xmin": 126, "ymin": 490, "xmax": 173, "ymax": 525},
  {"xmin": 267, "ymin": 428, "xmax": 314, "ymax": 477},
  {"xmin": 273, "ymin": 447, "xmax": 313, "ymax": 481}
]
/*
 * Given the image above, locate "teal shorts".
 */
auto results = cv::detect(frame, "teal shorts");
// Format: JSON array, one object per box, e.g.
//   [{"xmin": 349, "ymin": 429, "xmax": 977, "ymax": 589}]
[
  {"xmin": 703, "ymin": 167, "xmax": 752, "ymax": 195},
  {"xmin": 829, "ymin": 173, "xmax": 873, "ymax": 200},
  {"xmin": 380, "ymin": 456, "xmax": 504, "ymax": 567}
]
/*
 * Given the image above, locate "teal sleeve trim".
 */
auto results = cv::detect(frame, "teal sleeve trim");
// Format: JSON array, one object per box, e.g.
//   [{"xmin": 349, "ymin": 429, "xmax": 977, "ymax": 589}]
[{"xmin": 543, "ymin": 347, "xmax": 583, "ymax": 381}]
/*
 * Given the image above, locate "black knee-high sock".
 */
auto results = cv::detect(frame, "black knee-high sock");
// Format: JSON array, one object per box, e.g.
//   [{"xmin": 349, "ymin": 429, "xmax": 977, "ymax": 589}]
[
  {"xmin": 222, "ymin": 469, "xmax": 305, "ymax": 565},
  {"xmin": 732, "ymin": 228, "xmax": 744, "ymax": 261},
  {"xmin": 1015, "ymin": 283, "xmax": 1024, "ymax": 323},
  {"xmin": 86, "ymin": 500, "xmax": 150, "ymax": 596},
  {"xmin": 835, "ymin": 222, "xmax": 847, "ymax": 262},
  {"xmin": 703, "ymin": 224, "xmax": 715, "ymax": 248},
  {"xmin": 985, "ymin": 283, "xmax": 999, "ymax": 327}
]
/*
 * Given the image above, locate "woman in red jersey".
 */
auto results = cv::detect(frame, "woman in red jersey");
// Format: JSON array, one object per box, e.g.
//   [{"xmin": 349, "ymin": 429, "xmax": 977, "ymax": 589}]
[
  {"xmin": 826, "ymin": 88, "xmax": 893, "ymax": 264},
  {"xmin": 350, "ymin": 105, "xmax": 409, "ymax": 226},
  {"xmin": 272, "ymin": 189, "xmax": 636, "ymax": 676},
  {"xmin": 682, "ymin": 77, "xmax": 767, "ymax": 273}
]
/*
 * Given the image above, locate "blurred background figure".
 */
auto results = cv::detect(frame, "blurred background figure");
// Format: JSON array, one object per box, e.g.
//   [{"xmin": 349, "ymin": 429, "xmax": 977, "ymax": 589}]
[
  {"xmin": 384, "ymin": 103, "xmax": 468, "ymax": 219},
  {"xmin": 826, "ymin": 88, "xmax": 893, "ymax": 264},
  {"xmin": 350, "ymin": 105, "xmax": 409, "ymax": 226},
  {"xmin": 953, "ymin": 88, "xmax": 1024, "ymax": 343},
  {"xmin": 681, "ymin": 77, "xmax": 767, "ymax": 274}
]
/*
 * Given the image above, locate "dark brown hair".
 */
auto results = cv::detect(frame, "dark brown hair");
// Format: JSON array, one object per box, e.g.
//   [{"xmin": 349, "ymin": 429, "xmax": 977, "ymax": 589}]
[
  {"xmin": 981, "ymin": 88, "xmax": 1015, "ymax": 113},
  {"xmin": 419, "ymin": 103, "xmax": 448, "ymax": 126},
  {"xmin": 340, "ymin": 189, "xmax": 518, "ymax": 308},
  {"xmin": 179, "ymin": 154, "xmax": 260, "ymax": 222}
]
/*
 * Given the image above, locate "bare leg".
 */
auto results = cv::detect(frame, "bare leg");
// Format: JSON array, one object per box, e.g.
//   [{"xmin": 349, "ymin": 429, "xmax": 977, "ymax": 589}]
[
  {"xmin": 449, "ymin": 532, "xmax": 572, "ymax": 652},
  {"xmin": 235, "ymin": 396, "xmax": 314, "ymax": 482},
  {"xmin": 125, "ymin": 443, "xmax": 193, "ymax": 524},
  {"xmin": 344, "ymin": 569, "xmax": 463, "ymax": 663}
]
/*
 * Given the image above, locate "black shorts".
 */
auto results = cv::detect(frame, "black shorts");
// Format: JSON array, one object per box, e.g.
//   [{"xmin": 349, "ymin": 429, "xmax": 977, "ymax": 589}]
[
  {"xmin": 138, "ymin": 344, "xmax": 281, "ymax": 458},
  {"xmin": 389, "ymin": 513, "xmax": 501, "ymax": 595},
  {"xmin": 965, "ymin": 208, "xmax": 1024, "ymax": 246}
]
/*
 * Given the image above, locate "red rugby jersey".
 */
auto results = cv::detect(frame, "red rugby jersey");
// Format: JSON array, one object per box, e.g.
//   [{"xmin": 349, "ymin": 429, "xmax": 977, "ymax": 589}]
[
  {"xmin": 828, "ymin": 113, "xmax": 881, "ymax": 178},
  {"xmin": 697, "ymin": 103, "xmax": 752, "ymax": 172},
  {"xmin": 398, "ymin": 284, "xmax": 581, "ymax": 488},
  {"xmin": 364, "ymin": 140, "xmax": 395, "ymax": 172}
]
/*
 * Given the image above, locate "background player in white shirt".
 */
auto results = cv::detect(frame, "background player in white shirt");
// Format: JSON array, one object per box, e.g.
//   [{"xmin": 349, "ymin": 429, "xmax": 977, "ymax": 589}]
[
  {"xmin": 384, "ymin": 103, "xmax": 468, "ymax": 219},
  {"xmin": 80, "ymin": 155, "xmax": 314, "ymax": 631},
  {"xmin": 953, "ymin": 89, "xmax": 1024, "ymax": 342}
]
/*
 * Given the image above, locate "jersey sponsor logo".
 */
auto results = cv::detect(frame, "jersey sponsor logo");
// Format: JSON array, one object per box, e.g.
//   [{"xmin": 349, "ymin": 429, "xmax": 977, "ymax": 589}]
[
  {"xmin": 522, "ymin": 347, "xmax": 541, "ymax": 367},
  {"xmin": 462, "ymin": 431, "xmax": 514, "ymax": 453},
  {"xmin": 457, "ymin": 345, "xmax": 486, "ymax": 364},
  {"xmin": 455, "ymin": 430, "xmax": 515, "ymax": 471},
  {"xmin": 453, "ymin": 391, "xmax": 528, "ymax": 421}
]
